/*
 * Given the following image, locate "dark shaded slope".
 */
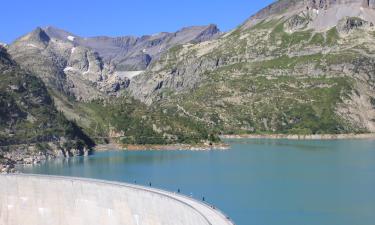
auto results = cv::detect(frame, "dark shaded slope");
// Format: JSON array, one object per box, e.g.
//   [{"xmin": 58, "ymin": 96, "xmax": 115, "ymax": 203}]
[{"xmin": 0, "ymin": 46, "xmax": 94, "ymax": 170}]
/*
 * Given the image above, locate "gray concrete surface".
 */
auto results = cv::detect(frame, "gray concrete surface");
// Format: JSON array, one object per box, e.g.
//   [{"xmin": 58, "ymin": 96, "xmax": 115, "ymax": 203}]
[{"xmin": 0, "ymin": 174, "xmax": 234, "ymax": 225}]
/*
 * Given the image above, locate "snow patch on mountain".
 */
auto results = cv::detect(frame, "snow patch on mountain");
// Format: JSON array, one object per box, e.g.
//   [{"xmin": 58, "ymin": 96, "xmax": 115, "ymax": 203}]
[
  {"xmin": 67, "ymin": 36, "xmax": 75, "ymax": 41},
  {"xmin": 116, "ymin": 71, "xmax": 144, "ymax": 79}
]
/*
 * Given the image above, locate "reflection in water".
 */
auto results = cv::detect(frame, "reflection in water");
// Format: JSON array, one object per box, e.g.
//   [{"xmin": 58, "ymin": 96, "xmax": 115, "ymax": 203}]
[
  {"xmin": 20, "ymin": 139, "xmax": 375, "ymax": 225},
  {"xmin": 224, "ymin": 138, "xmax": 333, "ymax": 151}
]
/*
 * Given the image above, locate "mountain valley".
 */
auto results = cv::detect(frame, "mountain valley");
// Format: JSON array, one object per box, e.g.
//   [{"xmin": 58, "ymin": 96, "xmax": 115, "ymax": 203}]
[{"xmin": 1, "ymin": 0, "xmax": 375, "ymax": 167}]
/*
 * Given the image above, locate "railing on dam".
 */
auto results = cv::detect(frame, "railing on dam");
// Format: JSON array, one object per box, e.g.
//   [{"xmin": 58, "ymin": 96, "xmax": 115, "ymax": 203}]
[{"xmin": 0, "ymin": 174, "xmax": 234, "ymax": 225}]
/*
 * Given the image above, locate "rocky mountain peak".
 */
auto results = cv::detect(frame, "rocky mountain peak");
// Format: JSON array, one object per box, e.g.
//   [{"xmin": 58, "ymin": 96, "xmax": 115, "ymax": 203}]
[
  {"xmin": 44, "ymin": 26, "xmax": 76, "ymax": 42},
  {"xmin": 243, "ymin": 0, "xmax": 375, "ymax": 31},
  {"xmin": 25, "ymin": 27, "xmax": 50, "ymax": 45},
  {"xmin": 192, "ymin": 24, "xmax": 221, "ymax": 42}
]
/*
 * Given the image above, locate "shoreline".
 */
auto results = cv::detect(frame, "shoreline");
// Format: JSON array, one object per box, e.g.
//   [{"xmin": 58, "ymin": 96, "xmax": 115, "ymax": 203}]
[
  {"xmin": 94, "ymin": 143, "xmax": 230, "ymax": 151},
  {"xmin": 94, "ymin": 143, "xmax": 124, "ymax": 151},
  {"xmin": 94, "ymin": 133, "xmax": 375, "ymax": 152},
  {"xmin": 220, "ymin": 133, "xmax": 375, "ymax": 140},
  {"xmin": 4, "ymin": 133, "xmax": 374, "ymax": 173}
]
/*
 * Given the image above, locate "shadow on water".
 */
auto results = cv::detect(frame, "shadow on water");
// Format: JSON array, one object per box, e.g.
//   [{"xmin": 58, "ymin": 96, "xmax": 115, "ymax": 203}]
[
  {"xmin": 223, "ymin": 138, "xmax": 332, "ymax": 151},
  {"xmin": 19, "ymin": 150, "xmax": 194, "ymax": 178}
]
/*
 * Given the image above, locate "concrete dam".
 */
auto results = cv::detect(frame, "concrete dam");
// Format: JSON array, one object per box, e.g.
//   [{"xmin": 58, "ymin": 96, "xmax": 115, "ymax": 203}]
[{"xmin": 0, "ymin": 174, "xmax": 234, "ymax": 225}]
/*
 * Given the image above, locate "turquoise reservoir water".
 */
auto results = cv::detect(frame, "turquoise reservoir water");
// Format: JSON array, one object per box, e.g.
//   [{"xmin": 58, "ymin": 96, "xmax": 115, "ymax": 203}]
[{"xmin": 20, "ymin": 139, "xmax": 375, "ymax": 225}]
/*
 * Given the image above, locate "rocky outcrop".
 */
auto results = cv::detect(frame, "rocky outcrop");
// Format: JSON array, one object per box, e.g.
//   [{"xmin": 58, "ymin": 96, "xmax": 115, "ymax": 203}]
[
  {"xmin": 305, "ymin": 0, "xmax": 375, "ymax": 9},
  {"xmin": 1, "ymin": 141, "xmax": 90, "ymax": 165},
  {"xmin": 0, "ymin": 157, "xmax": 15, "ymax": 174},
  {"xmin": 242, "ymin": 0, "xmax": 305, "ymax": 29},
  {"xmin": 284, "ymin": 13, "xmax": 311, "ymax": 32},
  {"xmin": 0, "ymin": 142, "xmax": 92, "ymax": 173},
  {"xmin": 337, "ymin": 16, "xmax": 374, "ymax": 34},
  {"xmin": 26, "ymin": 27, "xmax": 50, "ymax": 45},
  {"xmin": 129, "ymin": 52, "xmax": 224, "ymax": 104}
]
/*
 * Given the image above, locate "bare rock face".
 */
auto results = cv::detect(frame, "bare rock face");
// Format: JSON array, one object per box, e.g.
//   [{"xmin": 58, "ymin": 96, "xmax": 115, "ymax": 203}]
[
  {"xmin": 0, "ymin": 46, "xmax": 13, "ymax": 67},
  {"xmin": 305, "ymin": 0, "xmax": 335, "ymax": 10},
  {"xmin": 306, "ymin": 0, "xmax": 375, "ymax": 9},
  {"xmin": 284, "ymin": 13, "xmax": 311, "ymax": 32},
  {"xmin": 337, "ymin": 16, "xmax": 374, "ymax": 34},
  {"xmin": 8, "ymin": 28, "xmax": 116, "ymax": 101},
  {"xmin": 242, "ymin": 0, "xmax": 305, "ymax": 29},
  {"xmin": 67, "ymin": 46, "xmax": 105, "ymax": 82}
]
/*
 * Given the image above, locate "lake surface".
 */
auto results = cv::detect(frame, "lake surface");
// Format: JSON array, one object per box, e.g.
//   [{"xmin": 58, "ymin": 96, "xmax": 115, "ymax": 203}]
[{"xmin": 20, "ymin": 139, "xmax": 375, "ymax": 225}]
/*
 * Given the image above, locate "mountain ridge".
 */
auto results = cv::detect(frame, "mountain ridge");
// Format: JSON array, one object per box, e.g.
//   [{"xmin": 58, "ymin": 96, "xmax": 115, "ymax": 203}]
[
  {"xmin": 8, "ymin": 24, "xmax": 221, "ymax": 101},
  {"xmin": 44, "ymin": 24, "xmax": 221, "ymax": 71}
]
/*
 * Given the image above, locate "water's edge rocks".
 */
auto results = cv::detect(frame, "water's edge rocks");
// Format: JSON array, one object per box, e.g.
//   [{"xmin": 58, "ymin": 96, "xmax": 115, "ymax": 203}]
[{"xmin": 0, "ymin": 142, "xmax": 91, "ymax": 174}]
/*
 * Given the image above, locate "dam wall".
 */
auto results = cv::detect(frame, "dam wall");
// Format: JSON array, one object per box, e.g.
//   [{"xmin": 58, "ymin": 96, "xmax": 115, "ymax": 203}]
[{"xmin": 0, "ymin": 175, "xmax": 234, "ymax": 225}]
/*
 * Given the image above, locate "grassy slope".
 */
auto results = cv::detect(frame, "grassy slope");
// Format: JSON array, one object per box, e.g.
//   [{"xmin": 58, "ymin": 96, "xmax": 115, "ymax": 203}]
[
  {"xmin": 52, "ymin": 92, "xmax": 219, "ymax": 145},
  {"xmin": 151, "ymin": 18, "xmax": 374, "ymax": 135}
]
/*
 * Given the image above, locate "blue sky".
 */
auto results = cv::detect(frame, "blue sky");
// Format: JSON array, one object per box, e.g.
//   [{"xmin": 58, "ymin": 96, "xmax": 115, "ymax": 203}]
[{"xmin": 1, "ymin": 0, "xmax": 274, "ymax": 43}]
